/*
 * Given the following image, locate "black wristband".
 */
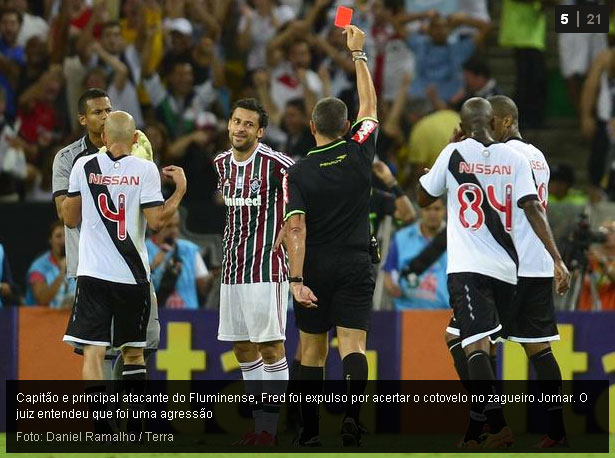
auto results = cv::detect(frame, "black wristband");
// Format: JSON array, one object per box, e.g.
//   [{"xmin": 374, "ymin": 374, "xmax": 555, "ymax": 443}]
[
  {"xmin": 391, "ymin": 184, "xmax": 404, "ymax": 198},
  {"xmin": 289, "ymin": 276, "xmax": 304, "ymax": 284}
]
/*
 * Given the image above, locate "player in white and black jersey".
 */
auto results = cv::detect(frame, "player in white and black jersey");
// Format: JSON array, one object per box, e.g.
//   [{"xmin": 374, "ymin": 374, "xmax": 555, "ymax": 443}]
[
  {"xmin": 489, "ymin": 95, "xmax": 568, "ymax": 447},
  {"xmin": 61, "ymin": 112, "xmax": 186, "ymax": 388},
  {"xmin": 418, "ymin": 98, "xmax": 570, "ymax": 448},
  {"xmin": 53, "ymin": 89, "xmax": 160, "ymax": 378}
]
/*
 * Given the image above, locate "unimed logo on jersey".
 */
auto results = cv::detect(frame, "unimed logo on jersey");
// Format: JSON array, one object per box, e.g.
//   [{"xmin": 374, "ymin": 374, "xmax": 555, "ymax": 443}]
[
  {"xmin": 88, "ymin": 173, "xmax": 140, "ymax": 186},
  {"xmin": 224, "ymin": 194, "xmax": 262, "ymax": 207},
  {"xmin": 458, "ymin": 162, "xmax": 511, "ymax": 176}
]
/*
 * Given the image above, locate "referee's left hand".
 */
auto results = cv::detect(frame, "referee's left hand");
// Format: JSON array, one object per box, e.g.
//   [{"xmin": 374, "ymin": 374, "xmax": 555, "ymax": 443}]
[{"xmin": 291, "ymin": 283, "xmax": 318, "ymax": 308}]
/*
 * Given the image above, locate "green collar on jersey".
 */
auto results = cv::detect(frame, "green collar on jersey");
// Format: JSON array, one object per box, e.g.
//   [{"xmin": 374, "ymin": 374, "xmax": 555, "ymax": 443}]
[{"xmin": 307, "ymin": 139, "xmax": 346, "ymax": 156}]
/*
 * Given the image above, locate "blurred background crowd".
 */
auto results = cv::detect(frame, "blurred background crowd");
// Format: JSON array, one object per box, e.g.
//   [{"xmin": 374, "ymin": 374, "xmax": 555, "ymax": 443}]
[{"xmin": 1, "ymin": 0, "xmax": 615, "ymax": 312}]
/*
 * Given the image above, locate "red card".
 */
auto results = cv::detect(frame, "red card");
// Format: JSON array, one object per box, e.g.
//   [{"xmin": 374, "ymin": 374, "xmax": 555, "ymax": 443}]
[{"xmin": 334, "ymin": 6, "xmax": 353, "ymax": 29}]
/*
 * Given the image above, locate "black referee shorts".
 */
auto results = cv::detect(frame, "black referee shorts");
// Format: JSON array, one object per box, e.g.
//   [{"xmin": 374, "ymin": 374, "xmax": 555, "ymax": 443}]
[
  {"xmin": 295, "ymin": 248, "xmax": 375, "ymax": 334},
  {"xmin": 63, "ymin": 276, "xmax": 151, "ymax": 349},
  {"xmin": 507, "ymin": 277, "xmax": 559, "ymax": 343},
  {"xmin": 447, "ymin": 273, "xmax": 516, "ymax": 348}
]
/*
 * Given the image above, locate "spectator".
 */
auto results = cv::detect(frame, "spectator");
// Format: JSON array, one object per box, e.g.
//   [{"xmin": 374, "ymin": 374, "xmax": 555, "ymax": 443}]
[
  {"xmin": 77, "ymin": 20, "xmax": 144, "ymax": 127},
  {"xmin": 498, "ymin": 0, "xmax": 547, "ymax": 128},
  {"xmin": 549, "ymin": 164, "xmax": 588, "ymax": 205},
  {"xmin": 266, "ymin": 21, "xmax": 323, "ymax": 112},
  {"xmin": 0, "ymin": 7, "xmax": 25, "ymax": 65},
  {"xmin": 8, "ymin": 0, "xmax": 49, "ymax": 48},
  {"xmin": 0, "ymin": 241, "xmax": 16, "ymax": 307},
  {"xmin": 280, "ymin": 98, "xmax": 315, "ymax": 160},
  {"xmin": 309, "ymin": 26, "xmax": 355, "ymax": 100},
  {"xmin": 580, "ymin": 48, "xmax": 615, "ymax": 198},
  {"xmin": 0, "ymin": 7, "xmax": 23, "ymax": 116},
  {"xmin": 17, "ymin": 64, "xmax": 65, "ymax": 164},
  {"xmin": 146, "ymin": 210, "xmax": 213, "ymax": 309},
  {"xmin": 558, "ymin": 0, "xmax": 607, "ymax": 112},
  {"xmin": 0, "ymin": 85, "xmax": 22, "ymax": 202},
  {"xmin": 383, "ymin": 198, "xmax": 448, "ymax": 310},
  {"xmin": 252, "ymin": 68, "xmax": 314, "ymax": 157},
  {"xmin": 363, "ymin": 0, "xmax": 415, "ymax": 102},
  {"xmin": 238, "ymin": 0, "xmax": 296, "ymax": 72},
  {"xmin": 159, "ymin": 17, "xmax": 194, "ymax": 77},
  {"xmin": 401, "ymin": 106, "xmax": 460, "ymax": 190},
  {"xmin": 395, "ymin": 11, "xmax": 490, "ymax": 104},
  {"xmin": 143, "ymin": 59, "xmax": 218, "ymax": 139},
  {"xmin": 166, "ymin": 111, "xmax": 221, "ymax": 204},
  {"xmin": 448, "ymin": 56, "xmax": 501, "ymax": 111},
  {"xmin": 25, "ymin": 221, "xmax": 75, "ymax": 308},
  {"xmin": 579, "ymin": 220, "xmax": 615, "ymax": 310},
  {"xmin": 454, "ymin": 0, "xmax": 490, "ymax": 39}
]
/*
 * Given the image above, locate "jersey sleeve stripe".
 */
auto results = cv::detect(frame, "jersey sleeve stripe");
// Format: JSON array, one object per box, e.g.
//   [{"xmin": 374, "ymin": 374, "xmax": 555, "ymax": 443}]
[
  {"xmin": 67, "ymin": 191, "xmax": 81, "ymax": 197},
  {"xmin": 214, "ymin": 150, "xmax": 232, "ymax": 162},
  {"xmin": 141, "ymin": 200, "xmax": 164, "ymax": 209},
  {"xmin": 53, "ymin": 189, "xmax": 68, "ymax": 198},
  {"xmin": 259, "ymin": 147, "xmax": 294, "ymax": 168},
  {"xmin": 284, "ymin": 209, "xmax": 305, "ymax": 220}
]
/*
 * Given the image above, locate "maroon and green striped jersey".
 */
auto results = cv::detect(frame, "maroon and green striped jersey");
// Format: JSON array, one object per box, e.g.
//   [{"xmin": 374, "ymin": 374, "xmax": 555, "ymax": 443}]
[{"xmin": 214, "ymin": 143, "xmax": 294, "ymax": 284}]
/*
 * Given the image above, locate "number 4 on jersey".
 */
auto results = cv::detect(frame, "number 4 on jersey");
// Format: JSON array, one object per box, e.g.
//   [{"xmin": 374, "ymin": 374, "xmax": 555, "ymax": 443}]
[
  {"xmin": 98, "ymin": 193, "xmax": 126, "ymax": 240},
  {"xmin": 458, "ymin": 184, "xmax": 512, "ymax": 232}
]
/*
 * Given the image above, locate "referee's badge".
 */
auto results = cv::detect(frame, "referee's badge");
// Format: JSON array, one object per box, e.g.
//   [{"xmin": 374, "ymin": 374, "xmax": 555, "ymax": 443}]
[{"xmin": 249, "ymin": 177, "xmax": 262, "ymax": 194}]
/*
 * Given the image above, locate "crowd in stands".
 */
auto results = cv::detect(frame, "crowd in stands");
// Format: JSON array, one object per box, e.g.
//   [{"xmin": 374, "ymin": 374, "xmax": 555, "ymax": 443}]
[{"xmin": 1, "ymin": 0, "xmax": 615, "ymax": 310}]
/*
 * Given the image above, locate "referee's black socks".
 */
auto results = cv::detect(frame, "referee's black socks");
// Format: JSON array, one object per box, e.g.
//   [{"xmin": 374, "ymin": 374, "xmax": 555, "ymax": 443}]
[
  {"xmin": 299, "ymin": 365, "xmax": 324, "ymax": 439},
  {"xmin": 530, "ymin": 347, "xmax": 566, "ymax": 440},
  {"xmin": 123, "ymin": 364, "xmax": 147, "ymax": 434},
  {"xmin": 342, "ymin": 353, "xmax": 368, "ymax": 423}
]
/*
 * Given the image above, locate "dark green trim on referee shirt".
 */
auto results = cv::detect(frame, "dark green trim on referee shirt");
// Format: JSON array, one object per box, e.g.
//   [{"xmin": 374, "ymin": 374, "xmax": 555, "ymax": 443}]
[
  {"xmin": 307, "ymin": 140, "xmax": 347, "ymax": 156},
  {"xmin": 284, "ymin": 210, "xmax": 305, "ymax": 221}
]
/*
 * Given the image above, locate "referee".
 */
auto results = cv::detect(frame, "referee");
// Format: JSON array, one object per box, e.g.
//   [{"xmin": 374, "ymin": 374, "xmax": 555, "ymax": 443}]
[{"xmin": 284, "ymin": 25, "xmax": 377, "ymax": 447}]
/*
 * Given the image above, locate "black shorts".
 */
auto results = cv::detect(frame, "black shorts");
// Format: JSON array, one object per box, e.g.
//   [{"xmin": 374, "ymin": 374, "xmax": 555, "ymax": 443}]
[
  {"xmin": 447, "ymin": 273, "xmax": 516, "ymax": 348},
  {"xmin": 507, "ymin": 277, "xmax": 559, "ymax": 343},
  {"xmin": 63, "ymin": 276, "xmax": 151, "ymax": 349},
  {"xmin": 295, "ymin": 249, "xmax": 375, "ymax": 334}
]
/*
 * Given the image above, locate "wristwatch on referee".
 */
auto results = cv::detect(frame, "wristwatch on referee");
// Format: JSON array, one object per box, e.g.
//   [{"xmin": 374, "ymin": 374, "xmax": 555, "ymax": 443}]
[
  {"xmin": 350, "ymin": 50, "xmax": 367, "ymax": 63},
  {"xmin": 289, "ymin": 276, "xmax": 304, "ymax": 284}
]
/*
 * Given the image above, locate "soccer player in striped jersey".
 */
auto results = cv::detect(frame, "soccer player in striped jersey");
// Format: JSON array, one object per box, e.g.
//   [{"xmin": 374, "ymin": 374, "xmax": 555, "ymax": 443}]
[{"xmin": 214, "ymin": 98, "xmax": 294, "ymax": 445}]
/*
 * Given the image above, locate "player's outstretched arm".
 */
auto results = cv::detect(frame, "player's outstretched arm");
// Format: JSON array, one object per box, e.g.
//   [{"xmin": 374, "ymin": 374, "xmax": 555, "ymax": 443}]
[
  {"xmin": 346, "ymin": 25, "xmax": 377, "ymax": 121},
  {"xmin": 521, "ymin": 200, "xmax": 571, "ymax": 295},
  {"xmin": 143, "ymin": 166, "xmax": 187, "ymax": 232},
  {"xmin": 285, "ymin": 213, "xmax": 317, "ymax": 308}
]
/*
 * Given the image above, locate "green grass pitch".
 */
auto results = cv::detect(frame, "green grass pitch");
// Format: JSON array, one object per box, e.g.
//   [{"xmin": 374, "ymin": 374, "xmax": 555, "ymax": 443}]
[{"xmin": 1, "ymin": 433, "xmax": 613, "ymax": 457}]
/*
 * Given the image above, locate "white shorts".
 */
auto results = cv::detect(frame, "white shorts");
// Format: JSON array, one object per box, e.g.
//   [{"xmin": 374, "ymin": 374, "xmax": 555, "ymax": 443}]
[
  {"xmin": 218, "ymin": 282, "xmax": 289, "ymax": 343},
  {"xmin": 558, "ymin": 33, "xmax": 607, "ymax": 78}
]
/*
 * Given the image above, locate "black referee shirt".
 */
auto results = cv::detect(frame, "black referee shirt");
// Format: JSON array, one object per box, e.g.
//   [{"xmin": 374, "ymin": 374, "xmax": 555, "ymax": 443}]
[{"xmin": 284, "ymin": 117, "xmax": 379, "ymax": 251}]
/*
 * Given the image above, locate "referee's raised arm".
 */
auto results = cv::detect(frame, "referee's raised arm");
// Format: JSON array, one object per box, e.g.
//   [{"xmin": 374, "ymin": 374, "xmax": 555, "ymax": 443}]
[{"xmin": 346, "ymin": 26, "xmax": 377, "ymax": 121}]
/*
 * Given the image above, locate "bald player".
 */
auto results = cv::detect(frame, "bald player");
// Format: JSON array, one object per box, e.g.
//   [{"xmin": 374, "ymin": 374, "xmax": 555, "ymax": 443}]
[
  {"xmin": 62, "ymin": 111, "xmax": 186, "ymax": 391},
  {"xmin": 417, "ymin": 98, "xmax": 569, "ymax": 448},
  {"xmin": 53, "ymin": 89, "xmax": 158, "ymax": 380}
]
